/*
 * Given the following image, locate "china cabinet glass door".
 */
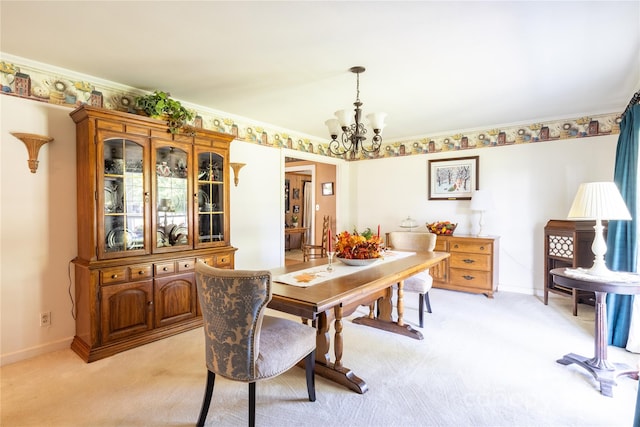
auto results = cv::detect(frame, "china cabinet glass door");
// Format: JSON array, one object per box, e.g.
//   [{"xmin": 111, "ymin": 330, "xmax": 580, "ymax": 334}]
[
  {"xmin": 196, "ymin": 150, "xmax": 225, "ymax": 246},
  {"xmin": 153, "ymin": 142, "xmax": 192, "ymax": 252},
  {"xmin": 100, "ymin": 137, "xmax": 147, "ymax": 258}
]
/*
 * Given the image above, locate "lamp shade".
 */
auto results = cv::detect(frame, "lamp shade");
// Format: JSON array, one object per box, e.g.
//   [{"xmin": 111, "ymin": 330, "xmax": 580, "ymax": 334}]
[
  {"xmin": 470, "ymin": 190, "xmax": 494, "ymax": 212},
  {"xmin": 366, "ymin": 112, "xmax": 387, "ymax": 131},
  {"xmin": 567, "ymin": 182, "xmax": 631, "ymax": 220},
  {"xmin": 325, "ymin": 118, "xmax": 341, "ymax": 136},
  {"xmin": 334, "ymin": 109, "xmax": 353, "ymax": 128}
]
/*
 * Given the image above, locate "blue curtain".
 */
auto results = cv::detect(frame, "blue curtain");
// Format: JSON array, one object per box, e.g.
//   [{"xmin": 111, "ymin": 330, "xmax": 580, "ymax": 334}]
[{"xmin": 605, "ymin": 103, "xmax": 639, "ymax": 347}]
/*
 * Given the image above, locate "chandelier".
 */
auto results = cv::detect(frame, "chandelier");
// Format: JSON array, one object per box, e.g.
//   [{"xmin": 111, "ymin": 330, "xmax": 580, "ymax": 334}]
[{"xmin": 325, "ymin": 66, "xmax": 387, "ymax": 157}]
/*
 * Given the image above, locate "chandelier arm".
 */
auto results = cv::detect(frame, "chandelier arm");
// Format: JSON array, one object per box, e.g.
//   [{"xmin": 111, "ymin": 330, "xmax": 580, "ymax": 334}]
[{"xmin": 328, "ymin": 134, "xmax": 354, "ymax": 156}]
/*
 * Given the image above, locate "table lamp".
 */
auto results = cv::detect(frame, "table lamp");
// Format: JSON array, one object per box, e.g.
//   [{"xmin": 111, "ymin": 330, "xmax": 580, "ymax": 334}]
[
  {"xmin": 567, "ymin": 182, "xmax": 632, "ymax": 277},
  {"xmin": 470, "ymin": 190, "xmax": 494, "ymax": 236}
]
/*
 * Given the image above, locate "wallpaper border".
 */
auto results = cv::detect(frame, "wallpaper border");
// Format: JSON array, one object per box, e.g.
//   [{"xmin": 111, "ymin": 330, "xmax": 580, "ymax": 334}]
[{"xmin": 0, "ymin": 55, "xmax": 622, "ymax": 161}]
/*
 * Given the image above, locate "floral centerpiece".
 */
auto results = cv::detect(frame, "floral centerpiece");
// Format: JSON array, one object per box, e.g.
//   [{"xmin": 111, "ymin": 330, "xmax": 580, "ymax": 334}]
[{"xmin": 335, "ymin": 228, "xmax": 383, "ymax": 260}]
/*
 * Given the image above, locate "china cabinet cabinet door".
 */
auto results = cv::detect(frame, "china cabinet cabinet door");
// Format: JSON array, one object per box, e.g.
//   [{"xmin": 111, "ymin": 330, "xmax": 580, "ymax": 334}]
[
  {"xmin": 100, "ymin": 280, "xmax": 154, "ymax": 343},
  {"xmin": 194, "ymin": 149, "xmax": 228, "ymax": 248},
  {"xmin": 152, "ymin": 141, "xmax": 193, "ymax": 253},
  {"xmin": 98, "ymin": 134, "xmax": 150, "ymax": 260},
  {"xmin": 154, "ymin": 272, "xmax": 196, "ymax": 327}
]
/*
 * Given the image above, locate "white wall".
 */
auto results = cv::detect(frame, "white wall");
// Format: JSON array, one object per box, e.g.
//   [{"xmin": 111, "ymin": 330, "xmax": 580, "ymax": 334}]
[
  {"xmin": 352, "ymin": 136, "xmax": 617, "ymax": 294},
  {"xmin": 0, "ymin": 93, "xmax": 617, "ymax": 365},
  {"xmin": 1, "ymin": 95, "xmax": 78, "ymax": 364}
]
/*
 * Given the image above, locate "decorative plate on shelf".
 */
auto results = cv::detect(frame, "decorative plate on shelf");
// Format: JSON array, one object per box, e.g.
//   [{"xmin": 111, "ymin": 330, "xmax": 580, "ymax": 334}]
[
  {"xmin": 337, "ymin": 257, "xmax": 381, "ymax": 266},
  {"xmin": 106, "ymin": 227, "xmax": 136, "ymax": 250}
]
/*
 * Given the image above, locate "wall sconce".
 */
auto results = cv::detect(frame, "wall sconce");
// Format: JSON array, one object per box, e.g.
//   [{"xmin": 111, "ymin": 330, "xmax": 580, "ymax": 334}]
[
  {"xmin": 229, "ymin": 162, "xmax": 246, "ymax": 186},
  {"xmin": 10, "ymin": 132, "xmax": 54, "ymax": 173}
]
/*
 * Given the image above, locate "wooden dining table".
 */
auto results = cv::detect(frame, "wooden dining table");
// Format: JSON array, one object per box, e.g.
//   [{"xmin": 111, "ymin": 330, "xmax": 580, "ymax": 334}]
[{"xmin": 268, "ymin": 251, "xmax": 450, "ymax": 394}]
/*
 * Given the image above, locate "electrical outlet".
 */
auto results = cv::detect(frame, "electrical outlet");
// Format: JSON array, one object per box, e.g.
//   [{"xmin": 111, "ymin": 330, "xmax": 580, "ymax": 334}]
[{"xmin": 40, "ymin": 311, "xmax": 51, "ymax": 327}]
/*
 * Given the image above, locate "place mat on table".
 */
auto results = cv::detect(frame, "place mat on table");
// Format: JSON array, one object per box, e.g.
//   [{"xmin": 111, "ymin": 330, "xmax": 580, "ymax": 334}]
[{"xmin": 273, "ymin": 251, "xmax": 415, "ymax": 288}]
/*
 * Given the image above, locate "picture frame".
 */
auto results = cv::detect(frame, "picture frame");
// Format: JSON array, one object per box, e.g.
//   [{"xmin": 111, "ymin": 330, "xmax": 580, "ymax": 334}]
[
  {"xmin": 322, "ymin": 182, "xmax": 334, "ymax": 196},
  {"xmin": 428, "ymin": 156, "xmax": 479, "ymax": 200}
]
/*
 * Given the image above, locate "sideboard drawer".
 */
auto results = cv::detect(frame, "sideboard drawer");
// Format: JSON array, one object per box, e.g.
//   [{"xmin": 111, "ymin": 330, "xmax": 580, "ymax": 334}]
[
  {"xmin": 449, "ymin": 253, "xmax": 491, "ymax": 271},
  {"xmin": 449, "ymin": 240, "xmax": 493, "ymax": 255},
  {"xmin": 449, "ymin": 268, "xmax": 490, "ymax": 289}
]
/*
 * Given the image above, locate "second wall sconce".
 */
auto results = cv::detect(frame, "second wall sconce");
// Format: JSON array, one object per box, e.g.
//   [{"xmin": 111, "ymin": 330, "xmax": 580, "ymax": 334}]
[
  {"xmin": 10, "ymin": 132, "xmax": 54, "ymax": 173},
  {"xmin": 229, "ymin": 162, "xmax": 246, "ymax": 186}
]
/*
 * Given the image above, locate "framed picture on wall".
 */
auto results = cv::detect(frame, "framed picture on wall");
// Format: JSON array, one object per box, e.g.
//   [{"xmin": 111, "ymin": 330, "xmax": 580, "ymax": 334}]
[
  {"xmin": 428, "ymin": 156, "xmax": 479, "ymax": 200},
  {"xmin": 322, "ymin": 182, "xmax": 334, "ymax": 196}
]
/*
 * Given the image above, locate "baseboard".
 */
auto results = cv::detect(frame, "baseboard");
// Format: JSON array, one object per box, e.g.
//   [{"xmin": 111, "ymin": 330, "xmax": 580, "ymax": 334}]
[
  {"xmin": 497, "ymin": 284, "xmax": 537, "ymax": 296},
  {"xmin": 0, "ymin": 336, "xmax": 73, "ymax": 366}
]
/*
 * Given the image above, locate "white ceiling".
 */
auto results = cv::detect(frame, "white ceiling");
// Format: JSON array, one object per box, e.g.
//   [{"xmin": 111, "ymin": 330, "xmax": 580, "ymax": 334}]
[{"xmin": 2, "ymin": 1, "xmax": 639, "ymax": 142}]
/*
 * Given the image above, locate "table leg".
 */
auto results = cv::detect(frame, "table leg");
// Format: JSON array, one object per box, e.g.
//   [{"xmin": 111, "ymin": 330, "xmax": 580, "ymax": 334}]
[
  {"xmin": 309, "ymin": 309, "xmax": 368, "ymax": 394},
  {"xmin": 557, "ymin": 290, "xmax": 638, "ymax": 397}
]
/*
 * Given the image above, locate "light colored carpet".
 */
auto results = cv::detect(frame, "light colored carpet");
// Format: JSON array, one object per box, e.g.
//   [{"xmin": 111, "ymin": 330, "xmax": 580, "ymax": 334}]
[{"xmin": 1, "ymin": 289, "xmax": 638, "ymax": 427}]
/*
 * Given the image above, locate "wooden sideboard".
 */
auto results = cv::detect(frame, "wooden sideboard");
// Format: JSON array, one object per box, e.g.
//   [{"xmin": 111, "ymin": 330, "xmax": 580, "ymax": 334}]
[{"xmin": 431, "ymin": 235, "xmax": 500, "ymax": 298}]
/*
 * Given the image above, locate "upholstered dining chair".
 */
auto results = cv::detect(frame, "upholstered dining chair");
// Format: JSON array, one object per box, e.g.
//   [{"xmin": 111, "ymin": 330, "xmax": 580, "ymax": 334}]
[
  {"xmin": 386, "ymin": 231, "xmax": 437, "ymax": 328},
  {"xmin": 194, "ymin": 262, "xmax": 317, "ymax": 427},
  {"xmin": 302, "ymin": 215, "xmax": 330, "ymax": 262}
]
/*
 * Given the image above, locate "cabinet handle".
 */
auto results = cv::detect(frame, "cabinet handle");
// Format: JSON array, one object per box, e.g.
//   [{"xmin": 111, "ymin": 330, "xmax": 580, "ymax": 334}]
[
  {"xmin": 453, "ymin": 244, "xmax": 459, "ymax": 249},
  {"xmin": 137, "ymin": 271, "xmax": 145, "ymax": 275},
  {"xmin": 462, "ymin": 275, "xmax": 475, "ymax": 281},
  {"xmin": 163, "ymin": 267, "xmax": 168, "ymax": 271},
  {"xmin": 111, "ymin": 274, "xmax": 118, "ymax": 279},
  {"xmin": 184, "ymin": 263, "xmax": 190, "ymax": 268},
  {"xmin": 479, "ymin": 246, "xmax": 485, "ymax": 250},
  {"xmin": 144, "ymin": 192, "xmax": 150, "ymax": 202}
]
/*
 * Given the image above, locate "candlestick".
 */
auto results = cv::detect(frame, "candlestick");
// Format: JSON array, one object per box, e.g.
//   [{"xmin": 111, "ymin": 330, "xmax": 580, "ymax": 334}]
[
  {"xmin": 377, "ymin": 224, "xmax": 380, "ymax": 238},
  {"xmin": 327, "ymin": 227, "xmax": 332, "ymax": 252}
]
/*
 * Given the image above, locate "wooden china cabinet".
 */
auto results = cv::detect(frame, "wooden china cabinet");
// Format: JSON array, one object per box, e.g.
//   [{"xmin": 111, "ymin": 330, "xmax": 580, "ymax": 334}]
[{"xmin": 70, "ymin": 105, "xmax": 237, "ymax": 362}]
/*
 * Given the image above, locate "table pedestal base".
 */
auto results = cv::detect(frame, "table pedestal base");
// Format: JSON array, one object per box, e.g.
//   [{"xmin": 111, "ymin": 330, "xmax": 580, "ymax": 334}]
[
  {"xmin": 351, "ymin": 316, "xmax": 424, "ymax": 340},
  {"xmin": 557, "ymin": 352, "xmax": 639, "ymax": 397}
]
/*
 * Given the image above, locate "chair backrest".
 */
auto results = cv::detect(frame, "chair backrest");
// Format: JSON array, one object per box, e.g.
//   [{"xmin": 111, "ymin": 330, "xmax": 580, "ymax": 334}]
[
  {"xmin": 195, "ymin": 262, "xmax": 272, "ymax": 381},
  {"xmin": 320, "ymin": 215, "xmax": 330, "ymax": 248},
  {"xmin": 387, "ymin": 231, "xmax": 437, "ymax": 252}
]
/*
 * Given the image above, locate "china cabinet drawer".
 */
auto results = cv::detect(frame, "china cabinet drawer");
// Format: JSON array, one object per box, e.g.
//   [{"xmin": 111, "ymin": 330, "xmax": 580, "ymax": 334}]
[
  {"xmin": 215, "ymin": 254, "xmax": 232, "ymax": 267},
  {"xmin": 101, "ymin": 267, "xmax": 129, "ymax": 285},
  {"xmin": 128, "ymin": 264, "xmax": 153, "ymax": 280},
  {"xmin": 155, "ymin": 262, "xmax": 176, "ymax": 276},
  {"xmin": 449, "ymin": 253, "xmax": 491, "ymax": 271},
  {"xmin": 177, "ymin": 258, "xmax": 196, "ymax": 272},
  {"xmin": 449, "ymin": 268, "xmax": 490, "ymax": 289},
  {"xmin": 197, "ymin": 256, "xmax": 215, "ymax": 266}
]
